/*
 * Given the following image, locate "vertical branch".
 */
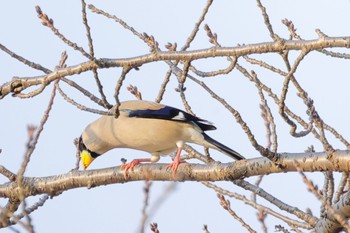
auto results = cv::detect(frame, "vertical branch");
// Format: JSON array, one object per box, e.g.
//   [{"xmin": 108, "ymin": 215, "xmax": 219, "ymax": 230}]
[
  {"xmin": 334, "ymin": 172, "xmax": 349, "ymax": 204},
  {"xmin": 180, "ymin": 0, "xmax": 213, "ymax": 51},
  {"xmin": 17, "ymin": 82, "xmax": 58, "ymax": 179},
  {"xmin": 324, "ymin": 172, "xmax": 334, "ymax": 205},
  {"xmin": 176, "ymin": 61, "xmax": 195, "ymax": 115},
  {"xmin": 81, "ymin": 0, "xmax": 111, "ymax": 109},
  {"xmin": 253, "ymin": 71, "xmax": 278, "ymax": 153},
  {"xmin": 114, "ymin": 66, "xmax": 132, "ymax": 117},
  {"xmin": 81, "ymin": 0, "xmax": 94, "ymax": 57},
  {"xmin": 256, "ymin": 0, "xmax": 275, "ymax": 40},
  {"xmin": 15, "ymin": 81, "xmax": 58, "ymax": 233},
  {"xmin": 279, "ymin": 50, "xmax": 309, "ymax": 137},
  {"xmin": 156, "ymin": 0, "xmax": 213, "ymax": 103},
  {"xmin": 155, "ymin": 68, "xmax": 172, "ymax": 103},
  {"xmin": 139, "ymin": 181, "xmax": 152, "ymax": 233},
  {"xmin": 14, "ymin": 52, "xmax": 67, "ymax": 232}
]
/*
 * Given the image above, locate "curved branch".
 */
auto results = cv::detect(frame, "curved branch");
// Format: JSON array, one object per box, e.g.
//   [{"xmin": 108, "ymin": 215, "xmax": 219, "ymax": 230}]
[{"xmin": 2, "ymin": 36, "xmax": 350, "ymax": 99}]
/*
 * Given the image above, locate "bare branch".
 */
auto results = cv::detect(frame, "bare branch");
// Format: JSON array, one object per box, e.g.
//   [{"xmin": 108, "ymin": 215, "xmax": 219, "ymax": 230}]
[
  {"xmin": 139, "ymin": 181, "xmax": 152, "ymax": 233},
  {"xmin": 35, "ymin": 6, "xmax": 92, "ymax": 60},
  {"xmin": 0, "ymin": 166, "xmax": 16, "ymax": 182},
  {"xmin": 203, "ymin": 182, "xmax": 311, "ymax": 229},
  {"xmin": 234, "ymin": 179, "xmax": 316, "ymax": 225},
  {"xmin": 1, "ymin": 151, "xmax": 350, "ymax": 200},
  {"xmin": 114, "ymin": 66, "xmax": 132, "ymax": 117},
  {"xmin": 218, "ymin": 194, "xmax": 257, "ymax": 233},
  {"xmin": 2, "ymin": 36, "xmax": 350, "ymax": 99},
  {"xmin": 296, "ymin": 163, "xmax": 350, "ymax": 232},
  {"xmin": 127, "ymin": 85, "xmax": 142, "ymax": 100},
  {"xmin": 56, "ymin": 81, "xmax": 109, "ymax": 115},
  {"xmin": 0, "ymin": 43, "xmax": 51, "ymax": 74},
  {"xmin": 334, "ymin": 172, "xmax": 349, "ymax": 204}
]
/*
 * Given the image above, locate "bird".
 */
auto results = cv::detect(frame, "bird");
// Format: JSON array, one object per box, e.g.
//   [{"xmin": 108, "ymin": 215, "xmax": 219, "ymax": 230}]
[{"xmin": 78, "ymin": 100, "xmax": 244, "ymax": 176}]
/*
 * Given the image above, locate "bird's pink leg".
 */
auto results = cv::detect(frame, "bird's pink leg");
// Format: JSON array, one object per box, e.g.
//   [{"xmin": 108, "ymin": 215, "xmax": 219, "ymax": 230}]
[
  {"xmin": 166, "ymin": 146, "xmax": 183, "ymax": 176},
  {"xmin": 121, "ymin": 158, "xmax": 151, "ymax": 176}
]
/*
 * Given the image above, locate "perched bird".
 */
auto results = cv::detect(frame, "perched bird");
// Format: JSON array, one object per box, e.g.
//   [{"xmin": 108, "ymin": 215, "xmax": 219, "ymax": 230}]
[{"xmin": 78, "ymin": 100, "xmax": 244, "ymax": 176}]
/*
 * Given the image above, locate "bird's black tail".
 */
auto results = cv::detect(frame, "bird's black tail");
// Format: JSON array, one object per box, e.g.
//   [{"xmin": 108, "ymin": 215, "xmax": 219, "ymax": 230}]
[{"xmin": 203, "ymin": 133, "xmax": 244, "ymax": 160}]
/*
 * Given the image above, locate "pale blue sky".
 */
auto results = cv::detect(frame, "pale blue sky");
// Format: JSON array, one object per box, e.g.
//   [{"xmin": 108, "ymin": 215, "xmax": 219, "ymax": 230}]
[{"xmin": 1, "ymin": 1, "xmax": 350, "ymax": 232}]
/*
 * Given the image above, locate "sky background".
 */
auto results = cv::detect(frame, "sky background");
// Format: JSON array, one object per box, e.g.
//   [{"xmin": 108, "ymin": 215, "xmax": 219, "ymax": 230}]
[{"xmin": 1, "ymin": 1, "xmax": 350, "ymax": 232}]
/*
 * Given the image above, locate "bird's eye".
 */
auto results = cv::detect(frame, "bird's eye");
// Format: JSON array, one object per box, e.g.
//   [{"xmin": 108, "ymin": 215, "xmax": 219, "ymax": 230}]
[{"xmin": 78, "ymin": 136, "xmax": 86, "ymax": 152}]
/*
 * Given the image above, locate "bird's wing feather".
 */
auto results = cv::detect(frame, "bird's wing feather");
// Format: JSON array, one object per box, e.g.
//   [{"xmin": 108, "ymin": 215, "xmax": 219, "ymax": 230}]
[{"xmin": 120, "ymin": 100, "xmax": 216, "ymax": 131}]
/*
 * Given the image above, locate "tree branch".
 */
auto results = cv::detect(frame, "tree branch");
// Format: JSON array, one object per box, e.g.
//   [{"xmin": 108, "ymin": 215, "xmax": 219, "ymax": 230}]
[
  {"xmin": 1, "ymin": 150, "xmax": 350, "ymax": 201},
  {"xmin": 2, "ymin": 36, "xmax": 350, "ymax": 99}
]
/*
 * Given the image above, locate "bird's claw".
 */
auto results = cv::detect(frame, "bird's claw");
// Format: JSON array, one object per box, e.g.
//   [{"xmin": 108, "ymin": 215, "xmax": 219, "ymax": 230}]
[
  {"xmin": 166, "ymin": 159, "xmax": 185, "ymax": 178},
  {"xmin": 166, "ymin": 162, "xmax": 179, "ymax": 176},
  {"xmin": 120, "ymin": 160, "xmax": 140, "ymax": 177}
]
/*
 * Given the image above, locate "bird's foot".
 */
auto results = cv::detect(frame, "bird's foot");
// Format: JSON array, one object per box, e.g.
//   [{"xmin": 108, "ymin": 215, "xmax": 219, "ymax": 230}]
[
  {"xmin": 120, "ymin": 158, "xmax": 150, "ymax": 177},
  {"xmin": 120, "ymin": 159, "xmax": 141, "ymax": 177},
  {"xmin": 166, "ymin": 157, "xmax": 185, "ymax": 177}
]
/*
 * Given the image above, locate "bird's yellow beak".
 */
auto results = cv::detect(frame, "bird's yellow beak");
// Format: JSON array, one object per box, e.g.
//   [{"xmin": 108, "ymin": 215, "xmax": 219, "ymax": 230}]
[{"xmin": 81, "ymin": 150, "xmax": 94, "ymax": 170}]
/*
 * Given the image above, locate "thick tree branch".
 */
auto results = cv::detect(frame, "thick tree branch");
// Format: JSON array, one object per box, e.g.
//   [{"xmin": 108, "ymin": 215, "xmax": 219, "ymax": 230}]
[{"xmin": 0, "ymin": 150, "xmax": 350, "ymax": 201}]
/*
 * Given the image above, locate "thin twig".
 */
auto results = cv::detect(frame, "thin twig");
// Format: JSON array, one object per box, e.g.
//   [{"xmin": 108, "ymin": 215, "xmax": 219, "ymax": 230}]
[
  {"xmin": 296, "ymin": 162, "xmax": 350, "ymax": 232},
  {"xmin": 254, "ymin": 72, "xmax": 278, "ymax": 153},
  {"xmin": 233, "ymin": 179, "xmax": 316, "ymax": 225},
  {"xmin": 114, "ymin": 66, "xmax": 132, "ymax": 117},
  {"xmin": 139, "ymin": 181, "xmax": 152, "ymax": 233},
  {"xmin": 12, "ymin": 195, "xmax": 50, "ymax": 223},
  {"xmin": 60, "ymin": 78, "xmax": 107, "ymax": 108},
  {"xmin": 0, "ymin": 43, "xmax": 51, "ymax": 74},
  {"xmin": 155, "ymin": 69, "xmax": 172, "ymax": 103},
  {"xmin": 0, "ymin": 166, "xmax": 17, "ymax": 182},
  {"xmin": 182, "ymin": 68, "xmax": 274, "ymax": 160},
  {"xmin": 334, "ymin": 172, "xmax": 349, "ymax": 204},
  {"xmin": 217, "ymin": 194, "xmax": 257, "ymax": 233},
  {"xmin": 189, "ymin": 57, "xmax": 237, "ymax": 77},
  {"xmin": 127, "ymin": 85, "xmax": 142, "ymax": 100},
  {"xmin": 15, "ymin": 79, "xmax": 59, "ymax": 233},
  {"xmin": 81, "ymin": 0, "xmax": 111, "ymax": 109},
  {"xmin": 256, "ymin": 0, "xmax": 276, "ymax": 40},
  {"xmin": 56, "ymin": 81, "xmax": 109, "ymax": 115},
  {"xmin": 35, "ymin": 6, "xmax": 93, "ymax": 60},
  {"xmin": 17, "ymin": 81, "xmax": 58, "ymax": 179},
  {"xmin": 279, "ymin": 50, "xmax": 310, "ymax": 137},
  {"xmin": 181, "ymin": 0, "xmax": 213, "ymax": 51},
  {"xmin": 147, "ymin": 183, "xmax": 177, "ymax": 221},
  {"xmin": 202, "ymin": 182, "xmax": 313, "ymax": 229}
]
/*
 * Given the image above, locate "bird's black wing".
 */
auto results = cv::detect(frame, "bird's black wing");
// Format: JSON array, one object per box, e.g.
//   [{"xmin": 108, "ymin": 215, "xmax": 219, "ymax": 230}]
[{"xmin": 124, "ymin": 106, "xmax": 216, "ymax": 131}]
